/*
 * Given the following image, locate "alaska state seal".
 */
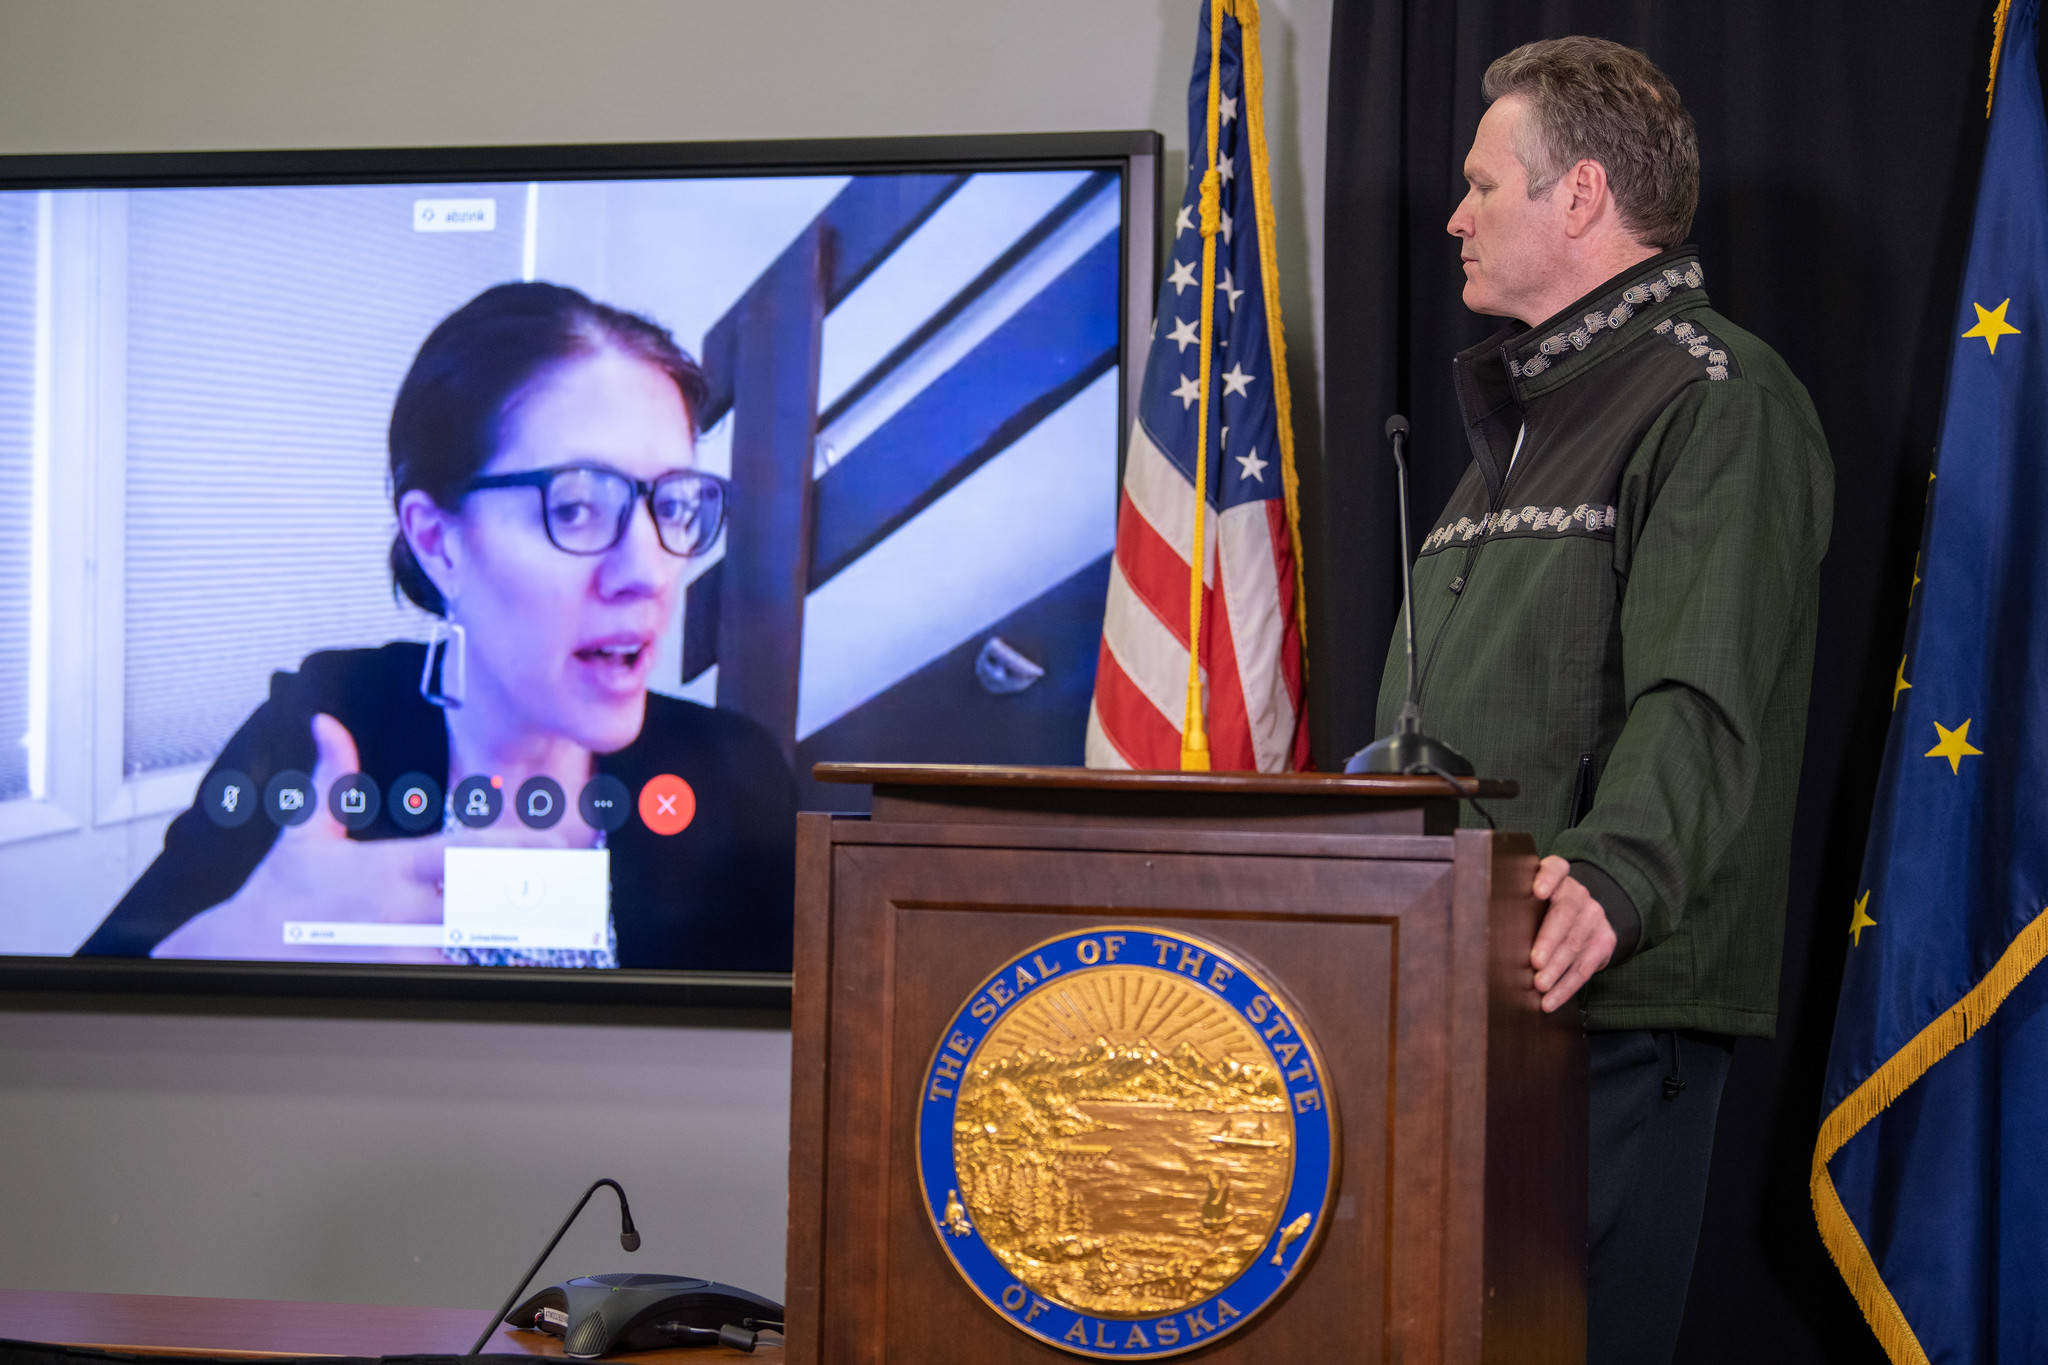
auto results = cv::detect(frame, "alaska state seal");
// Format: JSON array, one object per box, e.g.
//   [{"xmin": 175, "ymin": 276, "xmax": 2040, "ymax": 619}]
[{"xmin": 916, "ymin": 926, "xmax": 1338, "ymax": 1358}]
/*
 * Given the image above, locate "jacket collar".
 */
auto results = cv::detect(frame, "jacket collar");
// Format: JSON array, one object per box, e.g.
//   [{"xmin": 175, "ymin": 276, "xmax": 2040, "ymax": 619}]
[
  {"xmin": 1449, "ymin": 246, "xmax": 1706, "ymax": 493},
  {"xmin": 1460, "ymin": 245, "xmax": 1708, "ymax": 400}
]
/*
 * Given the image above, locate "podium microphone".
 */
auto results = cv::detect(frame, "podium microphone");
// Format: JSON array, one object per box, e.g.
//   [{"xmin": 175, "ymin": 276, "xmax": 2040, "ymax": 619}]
[
  {"xmin": 469, "ymin": 1178, "xmax": 639, "ymax": 1355},
  {"xmin": 1345, "ymin": 414, "xmax": 1475, "ymax": 778}
]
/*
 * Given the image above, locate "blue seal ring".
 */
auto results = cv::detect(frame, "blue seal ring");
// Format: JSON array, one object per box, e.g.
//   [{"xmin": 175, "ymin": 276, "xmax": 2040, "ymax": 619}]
[{"xmin": 916, "ymin": 926, "xmax": 1338, "ymax": 1358}]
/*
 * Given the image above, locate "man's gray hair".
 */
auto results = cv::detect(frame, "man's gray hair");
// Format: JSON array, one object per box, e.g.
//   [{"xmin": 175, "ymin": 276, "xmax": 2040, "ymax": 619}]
[{"xmin": 1482, "ymin": 37, "xmax": 1699, "ymax": 251}]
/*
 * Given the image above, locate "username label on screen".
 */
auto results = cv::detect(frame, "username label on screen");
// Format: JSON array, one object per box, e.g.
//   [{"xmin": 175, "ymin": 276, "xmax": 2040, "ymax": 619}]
[
  {"xmin": 413, "ymin": 198, "xmax": 497, "ymax": 232},
  {"xmin": 443, "ymin": 846, "xmax": 609, "ymax": 950}
]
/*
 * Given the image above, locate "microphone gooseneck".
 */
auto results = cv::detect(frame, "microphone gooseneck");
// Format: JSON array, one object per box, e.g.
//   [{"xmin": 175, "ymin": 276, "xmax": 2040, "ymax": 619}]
[
  {"xmin": 1346, "ymin": 414, "xmax": 1475, "ymax": 779},
  {"xmin": 469, "ymin": 1178, "xmax": 639, "ymax": 1355}
]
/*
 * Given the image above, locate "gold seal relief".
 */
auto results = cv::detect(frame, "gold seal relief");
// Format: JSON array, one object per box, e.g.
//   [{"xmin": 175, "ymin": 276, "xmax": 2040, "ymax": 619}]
[{"xmin": 951, "ymin": 964, "xmax": 1294, "ymax": 1319}]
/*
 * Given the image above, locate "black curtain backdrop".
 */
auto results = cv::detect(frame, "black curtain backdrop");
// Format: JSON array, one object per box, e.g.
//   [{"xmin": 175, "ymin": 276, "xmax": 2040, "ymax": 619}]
[{"xmin": 1316, "ymin": 4, "xmax": 2039, "ymax": 1361}]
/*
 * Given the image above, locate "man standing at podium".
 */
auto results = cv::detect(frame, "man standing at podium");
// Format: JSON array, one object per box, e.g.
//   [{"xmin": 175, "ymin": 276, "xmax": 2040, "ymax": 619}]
[{"xmin": 1375, "ymin": 37, "xmax": 1832, "ymax": 1364}]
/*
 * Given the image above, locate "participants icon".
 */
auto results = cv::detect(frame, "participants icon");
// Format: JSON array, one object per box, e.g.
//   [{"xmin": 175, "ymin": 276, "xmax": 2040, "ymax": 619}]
[{"xmin": 453, "ymin": 776, "xmax": 502, "ymax": 829}]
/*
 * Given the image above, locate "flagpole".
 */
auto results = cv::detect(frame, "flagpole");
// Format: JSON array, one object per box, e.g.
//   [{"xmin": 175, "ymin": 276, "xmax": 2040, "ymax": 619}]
[{"xmin": 1179, "ymin": 0, "xmax": 1226, "ymax": 772}]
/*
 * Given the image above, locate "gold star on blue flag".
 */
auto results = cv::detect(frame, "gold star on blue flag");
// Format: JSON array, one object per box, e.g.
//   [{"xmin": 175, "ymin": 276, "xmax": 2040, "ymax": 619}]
[{"xmin": 1814, "ymin": 3, "xmax": 2048, "ymax": 1360}]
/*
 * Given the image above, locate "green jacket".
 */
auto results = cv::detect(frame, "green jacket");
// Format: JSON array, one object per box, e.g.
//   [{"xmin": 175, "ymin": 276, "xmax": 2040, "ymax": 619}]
[{"xmin": 1375, "ymin": 248, "xmax": 1832, "ymax": 1038}]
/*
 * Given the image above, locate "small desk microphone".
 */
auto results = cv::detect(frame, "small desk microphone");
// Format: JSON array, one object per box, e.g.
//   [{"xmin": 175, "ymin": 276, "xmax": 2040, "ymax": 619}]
[{"xmin": 1346, "ymin": 413, "xmax": 1475, "ymax": 777}]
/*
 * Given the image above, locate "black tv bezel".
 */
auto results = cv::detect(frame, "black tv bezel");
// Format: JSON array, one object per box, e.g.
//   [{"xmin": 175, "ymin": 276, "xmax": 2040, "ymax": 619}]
[{"xmin": 0, "ymin": 129, "xmax": 1163, "ymax": 1011}]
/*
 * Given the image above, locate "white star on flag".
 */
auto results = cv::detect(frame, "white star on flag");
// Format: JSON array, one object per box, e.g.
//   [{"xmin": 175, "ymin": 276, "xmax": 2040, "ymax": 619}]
[
  {"xmin": 1172, "ymin": 373, "xmax": 1202, "ymax": 409},
  {"xmin": 1169, "ymin": 258, "xmax": 1198, "ymax": 295},
  {"xmin": 1220, "ymin": 93, "xmax": 1238, "ymax": 124},
  {"xmin": 1175, "ymin": 203, "xmax": 1194, "ymax": 238},
  {"xmin": 1216, "ymin": 153, "xmax": 1235, "ymax": 184},
  {"xmin": 1236, "ymin": 447, "xmax": 1267, "ymax": 482},
  {"xmin": 1218, "ymin": 269, "xmax": 1243, "ymax": 312},
  {"xmin": 1167, "ymin": 316, "xmax": 1200, "ymax": 353},
  {"xmin": 1221, "ymin": 363, "xmax": 1253, "ymax": 397},
  {"xmin": 1220, "ymin": 211, "xmax": 1233, "ymax": 245}
]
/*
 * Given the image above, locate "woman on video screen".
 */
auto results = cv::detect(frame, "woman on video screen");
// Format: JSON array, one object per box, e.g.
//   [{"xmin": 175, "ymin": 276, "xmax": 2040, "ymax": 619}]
[{"xmin": 78, "ymin": 282, "xmax": 796, "ymax": 970}]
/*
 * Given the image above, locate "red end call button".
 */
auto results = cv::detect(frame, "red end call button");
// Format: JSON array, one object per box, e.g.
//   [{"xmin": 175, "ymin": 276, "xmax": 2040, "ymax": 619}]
[{"xmin": 638, "ymin": 774, "xmax": 696, "ymax": 836}]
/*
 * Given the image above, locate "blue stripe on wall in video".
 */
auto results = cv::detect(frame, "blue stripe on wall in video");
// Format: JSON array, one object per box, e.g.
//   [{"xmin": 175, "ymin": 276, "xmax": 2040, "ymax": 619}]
[{"xmin": 808, "ymin": 230, "xmax": 1119, "ymax": 587}]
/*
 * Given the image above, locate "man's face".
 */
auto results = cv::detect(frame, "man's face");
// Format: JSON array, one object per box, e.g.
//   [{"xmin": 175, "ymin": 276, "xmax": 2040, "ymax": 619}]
[{"xmin": 1447, "ymin": 96, "xmax": 1572, "ymax": 325}]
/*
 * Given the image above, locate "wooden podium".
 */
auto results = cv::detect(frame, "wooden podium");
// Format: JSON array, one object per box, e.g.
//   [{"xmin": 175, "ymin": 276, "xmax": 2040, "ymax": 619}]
[{"xmin": 784, "ymin": 765, "xmax": 1585, "ymax": 1364}]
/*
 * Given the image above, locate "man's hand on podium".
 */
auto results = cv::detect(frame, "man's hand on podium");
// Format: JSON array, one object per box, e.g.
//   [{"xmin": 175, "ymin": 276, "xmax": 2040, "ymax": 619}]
[{"xmin": 1529, "ymin": 855, "xmax": 1618, "ymax": 1013}]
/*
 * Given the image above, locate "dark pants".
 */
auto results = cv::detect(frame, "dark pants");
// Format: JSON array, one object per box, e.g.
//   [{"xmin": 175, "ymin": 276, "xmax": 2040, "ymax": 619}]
[{"xmin": 1586, "ymin": 1028, "xmax": 1735, "ymax": 1365}]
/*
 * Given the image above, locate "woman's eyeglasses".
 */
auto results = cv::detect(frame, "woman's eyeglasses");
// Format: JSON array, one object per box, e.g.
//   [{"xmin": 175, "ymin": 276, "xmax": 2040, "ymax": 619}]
[{"xmin": 460, "ymin": 465, "xmax": 728, "ymax": 558}]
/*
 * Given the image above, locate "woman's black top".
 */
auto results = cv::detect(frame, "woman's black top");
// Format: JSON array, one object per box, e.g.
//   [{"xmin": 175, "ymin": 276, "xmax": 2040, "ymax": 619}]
[{"xmin": 77, "ymin": 642, "xmax": 797, "ymax": 971}]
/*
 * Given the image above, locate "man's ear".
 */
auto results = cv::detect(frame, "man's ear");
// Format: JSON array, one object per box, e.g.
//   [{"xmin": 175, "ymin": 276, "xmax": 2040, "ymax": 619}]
[
  {"xmin": 1560, "ymin": 158, "xmax": 1612, "ymax": 239},
  {"xmin": 398, "ymin": 490, "xmax": 463, "ymax": 607}
]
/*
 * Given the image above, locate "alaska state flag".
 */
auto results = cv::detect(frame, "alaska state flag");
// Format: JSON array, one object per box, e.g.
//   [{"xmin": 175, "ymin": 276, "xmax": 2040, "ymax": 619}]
[{"xmin": 1813, "ymin": 2, "xmax": 2048, "ymax": 1361}]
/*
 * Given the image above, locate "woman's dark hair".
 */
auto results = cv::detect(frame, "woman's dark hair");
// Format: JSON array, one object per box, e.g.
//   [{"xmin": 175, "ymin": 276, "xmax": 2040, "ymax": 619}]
[{"xmin": 388, "ymin": 281, "xmax": 710, "ymax": 616}]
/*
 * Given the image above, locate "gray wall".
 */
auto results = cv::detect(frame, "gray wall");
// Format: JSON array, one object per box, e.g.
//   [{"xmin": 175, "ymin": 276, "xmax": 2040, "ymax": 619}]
[{"xmin": 0, "ymin": 0, "xmax": 1330, "ymax": 1311}]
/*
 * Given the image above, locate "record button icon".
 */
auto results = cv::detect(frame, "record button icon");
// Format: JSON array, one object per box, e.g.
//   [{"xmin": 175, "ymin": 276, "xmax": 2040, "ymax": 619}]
[{"xmin": 389, "ymin": 771, "xmax": 444, "ymax": 834}]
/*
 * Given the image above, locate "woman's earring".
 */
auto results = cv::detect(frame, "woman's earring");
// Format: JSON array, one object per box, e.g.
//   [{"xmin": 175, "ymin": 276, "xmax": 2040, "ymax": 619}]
[{"xmin": 421, "ymin": 616, "xmax": 467, "ymax": 708}]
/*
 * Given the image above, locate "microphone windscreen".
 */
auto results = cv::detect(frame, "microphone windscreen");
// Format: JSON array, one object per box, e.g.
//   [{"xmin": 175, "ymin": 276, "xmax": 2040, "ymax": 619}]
[
  {"xmin": 620, "ymin": 1230, "xmax": 642, "ymax": 1252},
  {"xmin": 1384, "ymin": 414, "xmax": 1410, "ymax": 439}
]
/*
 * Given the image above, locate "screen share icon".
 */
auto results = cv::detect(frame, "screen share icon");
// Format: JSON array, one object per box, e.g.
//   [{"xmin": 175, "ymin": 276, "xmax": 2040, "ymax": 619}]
[{"xmin": 327, "ymin": 773, "xmax": 381, "ymax": 831}]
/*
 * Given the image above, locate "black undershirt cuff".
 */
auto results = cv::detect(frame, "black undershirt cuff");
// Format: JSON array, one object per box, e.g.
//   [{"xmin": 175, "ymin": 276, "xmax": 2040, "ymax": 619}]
[{"xmin": 1570, "ymin": 859, "xmax": 1642, "ymax": 963}]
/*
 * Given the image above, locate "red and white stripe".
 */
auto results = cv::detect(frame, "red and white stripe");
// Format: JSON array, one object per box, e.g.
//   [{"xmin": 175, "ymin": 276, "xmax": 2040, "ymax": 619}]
[{"xmin": 1086, "ymin": 421, "xmax": 1307, "ymax": 772}]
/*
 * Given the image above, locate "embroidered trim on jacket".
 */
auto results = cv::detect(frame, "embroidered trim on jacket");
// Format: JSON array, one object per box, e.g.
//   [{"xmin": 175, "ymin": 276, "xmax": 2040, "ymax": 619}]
[
  {"xmin": 1510, "ymin": 262, "xmax": 1707, "ymax": 379},
  {"xmin": 1420, "ymin": 502, "xmax": 1619, "ymax": 554},
  {"xmin": 1653, "ymin": 317, "xmax": 1731, "ymax": 381}
]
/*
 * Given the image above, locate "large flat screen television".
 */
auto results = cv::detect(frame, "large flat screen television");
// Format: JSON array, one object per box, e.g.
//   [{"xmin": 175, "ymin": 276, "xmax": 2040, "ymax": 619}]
[{"xmin": 0, "ymin": 132, "xmax": 1160, "ymax": 1003}]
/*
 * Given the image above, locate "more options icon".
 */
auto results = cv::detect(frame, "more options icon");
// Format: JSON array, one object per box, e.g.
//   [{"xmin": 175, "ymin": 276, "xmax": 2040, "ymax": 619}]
[
  {"xmin": 327, "ymin": 773, "xmax": 381, "ymax": 831},
  {"xmin": 201, "ymin": 769, "xmax": 257, "ymax": 829},
  {"xmin": 577, "ymin": 774, "xmax": 631, "ymax": 834},
  {"xmin": 264, "ymin": 770, "xmax": 316, "ymax": 828},
  {"xmin": 452, "ymin": 775, "xmax": 502, "ymax": 830},
  {"xmin": 516, "ymin": 776, "xmax": 566, "ymax": 830},
  {"xmin": 389, "ymin": 771, "xmax": 444, "ymax": 834}
]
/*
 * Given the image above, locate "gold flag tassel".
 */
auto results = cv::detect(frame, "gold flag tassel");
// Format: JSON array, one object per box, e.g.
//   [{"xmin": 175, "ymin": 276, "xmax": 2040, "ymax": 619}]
[
  {"xmin": 1989, "ymin": 0, "xmax": 2014, "ymax": 115},
  {"xmin": 1179, "ymin": 0, "xmax": 1228, "ymax": 771}
]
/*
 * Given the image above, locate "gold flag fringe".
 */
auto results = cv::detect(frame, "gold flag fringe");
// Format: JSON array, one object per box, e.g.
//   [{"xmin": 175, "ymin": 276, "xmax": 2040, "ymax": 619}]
[
  {"xmin": 1222, "ymin": 0, "xmax": 1310, "ymax": 666},
  {"xmin": 1809, "ymin": 904, "xmax": 2048, "ymax": 1365}
]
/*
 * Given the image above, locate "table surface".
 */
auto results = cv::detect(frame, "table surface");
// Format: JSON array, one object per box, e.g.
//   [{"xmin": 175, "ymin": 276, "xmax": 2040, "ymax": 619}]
[{"xmin": 0, "ymin": 1289, "xmax": 781, "ymax": 1362}]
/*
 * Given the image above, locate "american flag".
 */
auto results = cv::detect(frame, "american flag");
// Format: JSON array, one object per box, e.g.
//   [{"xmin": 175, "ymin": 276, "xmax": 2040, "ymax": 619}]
[{"xmin": 1085, "ymin": 0, "xmax": 1309, "ymax": 772}]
